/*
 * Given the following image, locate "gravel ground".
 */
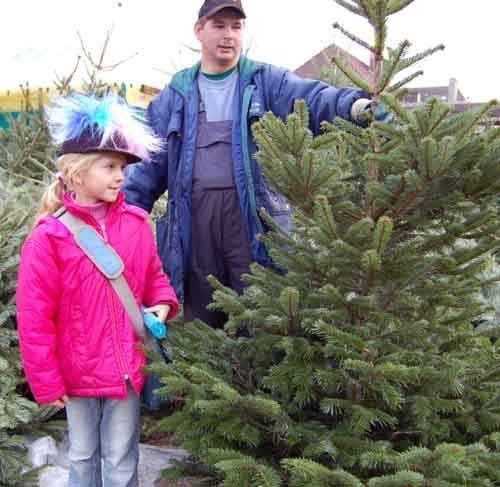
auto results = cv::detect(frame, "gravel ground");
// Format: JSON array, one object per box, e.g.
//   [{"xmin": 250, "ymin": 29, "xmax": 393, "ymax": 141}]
[{"xmin": 29, "ymin": 435, "xmax": 188, "ymax": 487}]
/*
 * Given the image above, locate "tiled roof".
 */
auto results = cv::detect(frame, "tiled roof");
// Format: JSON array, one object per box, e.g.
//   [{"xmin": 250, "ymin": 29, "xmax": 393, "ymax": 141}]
[{"xmin": 295, "ymin": 44, "xmax": 372, "ymax": 82}]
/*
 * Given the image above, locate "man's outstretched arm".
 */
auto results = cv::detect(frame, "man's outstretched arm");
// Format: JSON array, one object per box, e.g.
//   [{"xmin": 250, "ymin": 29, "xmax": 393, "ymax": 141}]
[{"xmin": 263, "ymin": 66, "xmax": 375, "ymax": 134}]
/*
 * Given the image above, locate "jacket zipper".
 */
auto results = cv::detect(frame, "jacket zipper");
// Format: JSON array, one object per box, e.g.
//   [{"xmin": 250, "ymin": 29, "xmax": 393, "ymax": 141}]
[
  {"xmin": 101, "ymin": 220, "xmax": 130, "ymax": 385},
  {"xmin": 67, "ymin": 206, "xmax": 131, "ymax": 387},
  {"xmin": 101, "ymin": 224, "xmax": 108, "ymax": 242},
  {"xmin": 241, "ymin": 84, "xmax": 264, "ymax": 234},
  {"xmin": 109, "ymin": 280, "xmax": 131, "ymax": 384}
]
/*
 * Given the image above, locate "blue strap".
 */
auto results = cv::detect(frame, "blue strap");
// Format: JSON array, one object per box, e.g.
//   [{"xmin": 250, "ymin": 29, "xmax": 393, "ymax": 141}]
[{"xmin": 74, "ymin": 226, "xmax": 124, "ymax": 279}]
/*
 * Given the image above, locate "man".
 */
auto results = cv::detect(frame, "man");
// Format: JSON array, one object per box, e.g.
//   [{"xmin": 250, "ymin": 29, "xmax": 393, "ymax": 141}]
[{"xmin": 124, "ymin": 0, "xmax": 378, "ymax": 327}]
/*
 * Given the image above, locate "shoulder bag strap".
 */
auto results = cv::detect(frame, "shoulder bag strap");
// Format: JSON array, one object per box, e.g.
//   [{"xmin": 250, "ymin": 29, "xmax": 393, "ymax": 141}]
[{"xmin": 56, "ymin": 207, "xmax": 155, "ymax": 350}]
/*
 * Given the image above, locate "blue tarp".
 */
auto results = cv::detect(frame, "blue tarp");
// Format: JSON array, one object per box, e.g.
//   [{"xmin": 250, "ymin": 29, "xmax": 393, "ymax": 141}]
[{"xmin": 0, "ymin": 111, "xmax": 20, "ymax": 130}]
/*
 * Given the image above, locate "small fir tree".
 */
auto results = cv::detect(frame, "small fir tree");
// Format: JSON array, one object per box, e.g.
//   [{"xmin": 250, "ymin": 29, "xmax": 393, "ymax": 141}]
[
  {"xmin": 0, "ymin": 181, "xmax": 48, "ymax": 486},
  {"xmin": 0, "ymin": 98, "xmax": 55, "ymax": 187},
  {"xmin": 156, "ymin": 1, "xmax": 500, "ymax": 485},
  {"xmin": 0, "ymin": 95, "xmax": 61, "ymax": 486}
]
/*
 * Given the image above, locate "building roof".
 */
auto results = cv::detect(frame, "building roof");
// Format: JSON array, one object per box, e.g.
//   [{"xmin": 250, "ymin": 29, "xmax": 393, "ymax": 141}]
[{"xmin": 295, "ymin": 44, "xmax": 373, "ymax": 82}]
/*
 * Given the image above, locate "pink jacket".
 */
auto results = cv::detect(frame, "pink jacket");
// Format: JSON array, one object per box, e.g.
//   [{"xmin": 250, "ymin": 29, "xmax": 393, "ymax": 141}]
[{"xmin": 16, "ymin": 192, "xmax": 179, "ymax": 405}]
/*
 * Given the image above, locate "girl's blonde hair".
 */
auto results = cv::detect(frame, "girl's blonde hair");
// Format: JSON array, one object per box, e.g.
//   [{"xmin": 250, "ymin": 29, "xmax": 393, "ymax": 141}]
[{"xmin": 35, "ymin": 152, "xmax": 104, "ymax": 225}]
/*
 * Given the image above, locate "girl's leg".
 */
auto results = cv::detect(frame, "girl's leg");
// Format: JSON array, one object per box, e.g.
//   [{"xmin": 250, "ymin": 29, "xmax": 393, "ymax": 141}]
[
  {"xmin": 100, "ymin": 383, "xmax": 140, "ymax": 487},
  {"xmin": 66, "ymin": 397, "xmax": 103, "ymax": 487}
]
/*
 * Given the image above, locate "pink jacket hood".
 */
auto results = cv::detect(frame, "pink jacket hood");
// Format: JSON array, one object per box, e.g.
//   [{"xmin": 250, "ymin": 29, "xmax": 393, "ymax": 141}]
[{"xmin": 16, "ymin": 193, "xmax": 179, "ymax": 404}]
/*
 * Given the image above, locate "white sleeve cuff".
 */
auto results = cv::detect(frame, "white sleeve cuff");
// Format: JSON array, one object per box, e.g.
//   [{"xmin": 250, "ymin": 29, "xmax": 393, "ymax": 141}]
[{"xmin": 350, "ymin": 98, "xmax": 371, "ymax": 121}]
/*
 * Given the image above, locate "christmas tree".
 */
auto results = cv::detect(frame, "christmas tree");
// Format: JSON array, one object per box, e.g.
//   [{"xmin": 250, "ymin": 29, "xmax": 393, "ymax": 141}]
[
  {"xmin": 0, "ymin": 95, "xmax": 60, "ymax": 486},
  {"xmin": 0, "ymin": 180, "xmax": 47, "ymax": 486},
  {"xmin": 155, "ymin": 1, "xmax": 500, "ymax": 485},
  {"xmin": 0, "ymin": 97, "xmax": 56, "ymax": 186}
]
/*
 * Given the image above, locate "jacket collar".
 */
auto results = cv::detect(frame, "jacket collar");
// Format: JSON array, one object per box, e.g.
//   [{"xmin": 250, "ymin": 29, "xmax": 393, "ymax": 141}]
[
  {"xmin": 62, "ymin": 191, "xmax": 125, "ymax": 226},
  {"xmin": 169, "ymin": 55, "xmax": 265, "ymax": 97}
]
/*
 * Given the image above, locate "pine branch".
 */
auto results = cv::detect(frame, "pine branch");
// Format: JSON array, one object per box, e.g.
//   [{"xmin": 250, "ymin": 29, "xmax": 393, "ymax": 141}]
[
  {"xmin": 332, "ymin": 0, "xmax": 365, "ymax": 17},
  {"xmin": 388, "ymin": 70, "xmax": 424, "ymax": 92},
  {"xmin": 387, "ymin": 0, "xmax": 415, "ymax": 16},
  {"xmin": 54, "ymin": 55, "xmax": 81, "ymax": 94},
  {"xmin": 333, "ymin": 22, "xmax": 375, "ymax": 53},
  {"xmin": 456, "ymin": 101, "xmax": 499, "ymax": 140},
  {"xmin": 378, "ymin": 93, "xmax": 411, "ymax": 122},
  {"xmin": 398, "ymin": 44, "xmax": 445, "ymax": 72},
  {"xmin": 378, "ymin": 40, "xmax": 411, "ymax": 92},
  {"xmin": 331, "ymin": 55, "xmax": 373, "ymax": 93}
]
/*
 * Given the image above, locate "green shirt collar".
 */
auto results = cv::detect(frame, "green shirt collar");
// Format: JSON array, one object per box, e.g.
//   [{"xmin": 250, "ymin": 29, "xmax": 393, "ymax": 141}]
[{"xmin": 201, "ymin": 65, "xmax": 237, "ymax": 81}]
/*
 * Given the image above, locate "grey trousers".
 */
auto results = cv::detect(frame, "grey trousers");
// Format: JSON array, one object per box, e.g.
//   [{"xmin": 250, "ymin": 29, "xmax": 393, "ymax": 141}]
[{"xmin": 183, "ymin": 103, "xmax": 252, "ymax": 328}]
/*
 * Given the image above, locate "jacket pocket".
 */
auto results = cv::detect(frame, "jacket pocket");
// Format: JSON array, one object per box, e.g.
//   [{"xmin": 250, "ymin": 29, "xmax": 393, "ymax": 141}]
[
  {"xmin": 166, "ymin": 112, "xmax": 182, "ymax": 138},
  {"xmin": 166, "ymin": 114, "xmax": 182, "ymax": 189},
  {"xmin": 156, "ymin": 213, "xmax": 168, "ymax": 251},
  {"xmin": 68, "ymin": 304, "xmax": 88, "ymax": 373},
  {"xmin": 155, "ymin": 201, "xmax": 176, "ymax": 270},
  {"xmin": 156, "ymin": 214, "xmax": 169, "ymax": 269}
]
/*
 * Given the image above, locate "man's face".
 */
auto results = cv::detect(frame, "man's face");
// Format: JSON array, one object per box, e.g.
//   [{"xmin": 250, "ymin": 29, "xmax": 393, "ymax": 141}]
[{"xmin": 195, "ymin": 9, "xmax": 244, "ymax": 71}]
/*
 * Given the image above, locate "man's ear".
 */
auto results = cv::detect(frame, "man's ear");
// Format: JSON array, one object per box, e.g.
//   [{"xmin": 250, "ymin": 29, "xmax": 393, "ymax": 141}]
[{"xmin": 194, "ymin": 20, "xmax": 204, "ymax": 40}]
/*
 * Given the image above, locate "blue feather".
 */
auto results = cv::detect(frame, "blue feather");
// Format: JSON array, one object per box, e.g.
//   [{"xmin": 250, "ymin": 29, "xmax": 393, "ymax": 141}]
[{"xmin": 46, "ymin": 92, "xmax": 163, "ymax": 161}]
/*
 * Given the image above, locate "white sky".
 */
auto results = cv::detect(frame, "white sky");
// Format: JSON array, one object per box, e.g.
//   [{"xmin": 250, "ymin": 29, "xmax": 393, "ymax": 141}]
[{"xmin": 1, "ymin": 0, "xmax": 499, "ymax": 102}]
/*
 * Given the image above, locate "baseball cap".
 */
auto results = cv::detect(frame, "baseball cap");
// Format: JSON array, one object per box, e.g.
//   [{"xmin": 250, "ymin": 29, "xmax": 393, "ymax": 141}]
[{"xmin": 198, "ymin": 0, "xmax": 246, "ymax": 20}]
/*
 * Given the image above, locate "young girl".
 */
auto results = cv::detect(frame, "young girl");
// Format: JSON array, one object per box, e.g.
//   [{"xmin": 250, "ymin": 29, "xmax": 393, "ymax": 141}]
[{"xmin": 16, "ymin": 93, "xmax": 179, "ymax": 487}]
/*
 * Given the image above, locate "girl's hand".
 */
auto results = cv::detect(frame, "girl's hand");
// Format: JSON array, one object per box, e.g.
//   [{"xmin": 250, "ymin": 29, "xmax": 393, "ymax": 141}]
[
  {"xmin": 143, "ymin": 304, "xmax": 171, "ymax": 323},
  {"xmin": 50, "ymin": 395, "xmax": 70, "ymax": 408}
]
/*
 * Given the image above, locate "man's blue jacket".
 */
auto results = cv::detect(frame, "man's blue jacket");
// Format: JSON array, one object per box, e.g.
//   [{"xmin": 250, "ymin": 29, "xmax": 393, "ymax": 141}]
[{"xmin": 123, "ymin": 56, "xmax": 365, "ymax": 299}]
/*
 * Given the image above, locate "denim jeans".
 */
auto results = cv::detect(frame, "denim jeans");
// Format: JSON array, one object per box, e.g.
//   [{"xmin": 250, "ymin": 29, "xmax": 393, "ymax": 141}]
[{"xmin": 65, "ymin": 383, "xmax": 140, "ymax": 487}]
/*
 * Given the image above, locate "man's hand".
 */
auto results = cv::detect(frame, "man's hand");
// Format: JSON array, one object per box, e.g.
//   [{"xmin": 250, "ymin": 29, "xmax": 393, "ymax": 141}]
[
  {"xmin": 143, "ymin": 304, "xmax": 171, "ymax": 322},
  {"xmin": 50, "ymin": 395, "xmax": 70, "ymax": 408},
  {"xmin": 351, "ymin": 98, "xmax": 393, "ymax": 125},
  {"xmin": 372, "ymin": 102, "xmax": 393, "ymax": 123}
]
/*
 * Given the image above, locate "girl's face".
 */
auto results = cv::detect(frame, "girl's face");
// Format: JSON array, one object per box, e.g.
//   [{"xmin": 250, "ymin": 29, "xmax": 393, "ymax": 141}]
[{"xmin": 73, "ymin": 152, "xmax": 127, "ymax": 204}]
